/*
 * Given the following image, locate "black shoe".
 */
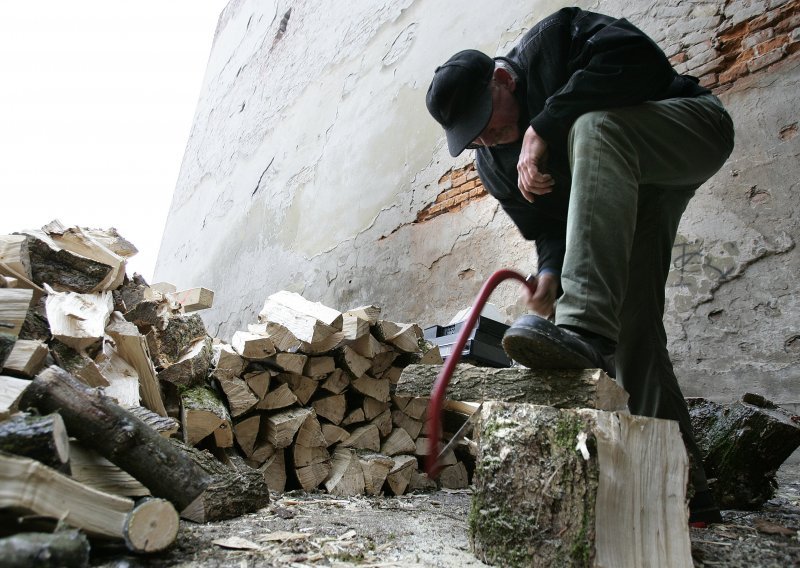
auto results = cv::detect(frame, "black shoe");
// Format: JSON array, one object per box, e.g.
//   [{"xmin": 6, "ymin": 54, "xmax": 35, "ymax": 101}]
[
  {"xmin": 502, "ymin": 315, "xmax": 616, "ymax": 377},
  {"xmin": 689, "ymin": 490, "xmax": 723, "ymax": 526}
]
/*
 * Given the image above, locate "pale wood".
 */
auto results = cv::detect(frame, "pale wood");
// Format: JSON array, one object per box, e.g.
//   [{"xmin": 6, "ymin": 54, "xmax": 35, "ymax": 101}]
[
  {"xmin": 3, "ymin": 339, "xmax": 48, "ymax": 377},
  {"xmin": 49, "ymin": 341, "xmax": 109, "ymax": 388},
  {"xmin": 0, "ymin": 452, "xmax": 178, "ymax": 552},
  {"xmin": 259, "ymin": 290, "xmax": 343, "ymax": 338},
  {"xmin": 234, "ymin": 415, "xmax": 261, "ymax": 456},
  {"xmin": 371, "ymin": 409, "xmax": 393, "ymax": 437},
  {"xmin": 304, "ymin": 356, "xmax": 336, "ymax": 376},
  {"xmin": 321, "ymin": 423, "xmax": 350, "ymax": 447},
  {"xmin": 168, "ymin": 287, "xmax": 214, "ymax": 313},
  {"xmin": 416, "ymin": 438, "xmax": 456, "ymax": 465},
  {"xmin": 217, "ymin": 374, "xmax": 258, "ymax": 417},
  {"xmin": 125, "ymin": 406, "xmax": 179, "ymax": 437},
  {"xmin": 351, "ymin": 374, "xmax": 390, "ymax": 402},
  {"xmin": 321, "ymin": 367, "xmax": 350, "ymax": 394},
  {"xmin": 244, "ymin": 370, "xmax": 270, "ymax": 399},
  {"xmin": 69, "ymin": 440, "xmax": 150, "ymax": 497},
  {"xmin": 349, "ymin": 333, "xmax": 388, "ymax": 359},
  {"xmin": 232, "ymin": 330, "xmax": 276, "ymax": 360},
  {"xmin": 257, "ymin": 382, "xmax": 298, "ymax": 410},
  {"xmin": 439, "ymin": 461, "xmax": 469, "ymax": 489},
  {"xmin": 294, "ymin": 444, "xmax": 331, "ymax": 469},
  {"xmin": 212, "ymin": 342, "xmax": 245, "ymax": 378},
  {"xmin": 312, "ymin": 393, "xmax": 347, "ymax": 424},
  {"xmin": 276, "ymin": 372, "xmax": 317, "ymax": 405},
  {"xmin": 250, "ymin": 441, "xmax": 276, "ymax": 464},
  {"xmin": 295, "ymin": 410, "xmax": 328, "ymax": 447},
  {"xmin": 471, "ymin": 402, "xmax": 691, "ymax": 567},
  {"xmin": 82, "ymin": 227, "xmax": 138, "ymax": 259},
  {"xmin": 158, "ymin": 337, "xmax": 213, "ymax": 387},
  {"xmin": 392, "ymin": 409, "xmax": 423, "ymax": 439},
  {"xmin": 95, "ymin": 340, "xmax": 140, "ymax": 407},
  {"xmin": 0, "ymin": 412, "xmax": 69, "ymax": 469},
  {"xmin": 295, "ymin": 461, "xmax": 332, "ymax": 491},
  {"xmin": 1, "ymin": 289, "xmax": 33, "ymax": 365},
  {"xmin": 341, "ymin": 313, "xmax": 370, "ymax": 341},
  {"xmin": 381, "ymin": 365, "xmax": 403, "ymax": 384},
  {"xmin": 359, "ymin": 453, "xmax": 394, "ymax": 496},
  {"xmin": 409, "ymin": 469, "xmax": 437, "ymax": 491},
  {"xmin": 381, "ymin": 428, "xmax": 416, "ymax": 456},
  {"xmin": 374, "ymin": 320, "xmax": 422, "ymax": 353},
  {"xmin": 324, "ymin": 447, "xmax": 365, "ymax": 496},
  {"xmin": 105, "ymin": 312, "xmax": 166, "ymax": 416},
  {"xmin": 342, "ymin": 423, "xmax": 381, "ymax": 451},
  {"xmin": 0, "ymin": 374, "xmax": 30, "ymax": 419},
  {"xmin": 249, "ymin": 322, "xmax": 302, "ymax": 353},
  {"xmin": 336, "ymin": 345, "xmax": 371, "ymax": 378},
  {"xmin": 397, "ymin": 364, "xmax": 629, "ymax": 411},
  {"xmin": 181, "ymin": 386, "xmax": 233, "ymax": 447},
  {"xmin": 363, "ymin": 396, "xmax": 389, "ymax": 421},
  {"xmin": 385, "ymin": 454, "xmax": 416, "ymax": 496},
  {"xmin": 341, "ymin": 407, "xmax": 365, "ymax": 426},
  {"xmin": 265, "ymin": 407, "xmax": 313, "ymax": 449},
  {"xmin": 0, "ymin": 234, "xmax": 30, "ymax": 277},
  {"xmin": 271, "ymin": 352, "xmax": 307, "ymax": 375},
  {"xmin": 44, "ymin": 288, "xmax": 112, "ymax": 351},
  {"xmin": 149, "ymin": 282, "xmax": 177, "ymax": 295},
  {"xmin": 392, "ymin": 394, "xmax": 427, "ymax": 420},
  {"xmin": 370, "ymin": 350, "xmax": 398, "ymax": 376},
  {"xmin": 259, "ymin": 449, "xmax": 287, "ymax": 492},
  {"xmin": 0, "ymin": 260, "xmax": 43, "ymax": 301},
  {"xmin": 343, "ymin": 304, "xmax": 381, "ymax": 324}
]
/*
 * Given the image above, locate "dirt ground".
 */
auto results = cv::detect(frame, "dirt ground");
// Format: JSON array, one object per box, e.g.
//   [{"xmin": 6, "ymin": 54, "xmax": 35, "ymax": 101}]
[{"xmin": 93, "ymin": 462, "xmax": 800, "ymax": 567}]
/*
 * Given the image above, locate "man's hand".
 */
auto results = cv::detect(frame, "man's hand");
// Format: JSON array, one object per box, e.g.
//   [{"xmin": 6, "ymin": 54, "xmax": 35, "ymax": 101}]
[
  {"xmin": 517, "ymin": 126, "xmax": 554, "ymax": 202},
  {"xmin": 522, "ymin": 271, "xmax": 559, "ymax": 318}
]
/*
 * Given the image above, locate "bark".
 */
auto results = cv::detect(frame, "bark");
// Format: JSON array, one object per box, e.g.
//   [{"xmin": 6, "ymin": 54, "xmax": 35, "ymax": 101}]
[
  {"xmin": 0, "ymin": 412, "xmax": 70, "ymax": 471},
  {"xmin": 0, "ymin": 530, "xmax": 89, "ymax": 568}
]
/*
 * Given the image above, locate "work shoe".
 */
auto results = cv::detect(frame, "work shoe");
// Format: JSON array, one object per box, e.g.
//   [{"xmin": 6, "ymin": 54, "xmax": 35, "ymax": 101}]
[{"xmin": 502, "ymin": 315, "xmax": 616, "ymax": 377}]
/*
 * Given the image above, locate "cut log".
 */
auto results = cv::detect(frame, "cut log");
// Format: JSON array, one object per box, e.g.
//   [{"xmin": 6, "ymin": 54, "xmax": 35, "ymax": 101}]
[
  {"xmin": 167, "ymin": 287, "xmax": 214, "ymax": 313},
  {"xmin": 49, "ymin": 340, "xmax": 109, "ymax": 388},
  {"xmin": 344, "ymin": 304, "xmax": 381, "ymax": 324},
  {"xmin": 68, "ymin": 440, "xmax": 150, "ymax": 497},
  {"xmin": 336, "ymin": 345, "xmax": 371, "ymax": 378},
  {"xmin": 0, "ymin": 375, "xmax": 30, "ymax": 419},
  {"xmin": 381, "ymin": 365, "xmax": 403, "ymax": 384},
  {"xmin": 148, "ymin": 314, "xmax": 207, "ymax": 368},
  {"xmin": 0, "ymin": 412, "xmax": 69, "ymax": 470},
  {"xmin": 351, "ymin": 374, "xmax": 390, "ymax": 402},
  {"xmin": 385, "ymin": 454, "xmax": 417, "ymax": 496},
  {"xmin": 181, "ymin": 386, "xmax": 233, "ymax": 447},
  {"xmin": 471, "ymin": 402, "xmax": 691, "ymax": 567},
  {"xmin": 211, "ymin": 342, "xmax": 245, "ymax": 379},
  {"xmin": 688, "ymin": 394, "xmax": 800, "ymax": 509},
  {"xmin": 321, "ymin": 368, "xmax": 350, "ymax": 394},
  {"xmin": 264, "ymin": 407, "xmax": 313, "ymax": 449},
  {"xmin": 0, "ymin": 452, "xmax": 178, "ymax": 552},
  {"xmin": 342, "ymin": 424, "xmax": 381, "ymax": 451},
  {"xmin": 392, "ymin": 394, "xmax": 427, "ymax": 420},
  {"xmin": 381, "ymin": 428, "xmax": 416, "ymax": 456},
  {"xmin": 371, "ymin": 409, "xmax": 393, "ymax": 438},
  {"xmin": 234, "ymin": 415, "xmax": 262, "ymax": 457},
  {"xmin": 295, "ymin": 410, "xmax": 328, "ymax": 447},
  {"xmin": 157, "ymin": 337, "xmax": 213, "ymax": 387},
  {"xmin": 374, "ymin": 321, "xmax": 422, "ymax": 353},
  {"xmin": 292, "ymin": 411, "xmax": 331, "ymax": 490},
  {"xmin": 105, "ymin": 312, "xmax": 166, "ymax": 416},
  {"xmin": 396, "ymin": 364, "xmax": 629, "ymax": 411},
  {"xmin": 312, "ymin": 393, "xmax": 347, "ymax": 425},
  {"xmin": 250, "ymin": 441, "xmax": 275, "ymax": 464},
  {"xmin": 217, "ymin": 374, "xmax": 258, "ymax": 417},
  {"xmin": 259, "ymin": 290, "xmax": 343, "ymax": 341},
  {"xmin": 295, "ymin": 461, "xmax": 332, "ymax": 492},
  {"xmin": 45, "ymin": 288, "xmax": 112, "ymax": 352},
  {"xmin": 0, "ymin": 530, "xmax": 90, "ymax": 568},
  {"xmin": 409, "ymin": 469, "xmax": 437, "ymax": 491},
  {"xmin": 363, "ymin": 396, "xmax": 389, "ymax": 421},
  {"xmin": 95, "ymin": 340, "xmax": 140, "ymax": 407},
  {"xmin": 0, "ymin": 235, "xmax": 31, "ymax": 278},
  {"xmin": 276, "ymin": 372, "xmax": 317, "ymax": 405},
  {"xmin": 439, "ymin": 461, "xmax": 469, "ymax": 489},
  {"xmin": 2, "ymin": 339, "xmax": 48, "ymax": 377},
  {"xmin": 125, "ymin": 406, "xmax": 179, "ymax": 437},
  {"xmin": 349, "ymin": 333, "xmax": 387, "ymax": 359},
  {"xmin": 392, "ymin": 409, "xmax": 423, "ymax": 439},
  {"xmin": 304, "ymin": 356, "xmax": 336, "ymax": 377},
  {"xmin": 232, "ymin": 331, "xmax": 276, "ymax": 360},
  {"xmin": 370, "ymin": 350, "xmax": 398, "ymax": 376},
  {"xmin": 341, "ymin": 407, "xmax": 365, "ymax": 427},
  {"xmin": 1, "ymin": 289, "xmax": 34, "ymax": 366},
  {"xmin": 359, "ymin": 453, "xmax": 394, "ymax": 496},
  {"xmin": 244, "ymin": 370, "xmax": 270, "ymax": 399},
  {"xmin": 259, "ymin": 449, "xmax": 287, "ymax": 492},
  {"xmin": 257, "ymin": 382, "xmax": 298, "ymax": 410},
  {"xmin": 124, "ymin": 298, "xmax": 176, "ymax": 331},
  {"xmin": 325, "ymin": 447, "xmax": 365, "ymax": 496},
  {"xmin": 82, "ymin": 227, "xmax": 137, "ymax": 259},
  {"xmin": 341, "ymin": 313, "xmax": 370, "ymax": 341},
  {"xmin": 270, "ymin": 352, "xmax": 307, "ymax": 375},
  {"xmin": 321, "ymin": 423, "xmax": 350, "ymax": 447}
]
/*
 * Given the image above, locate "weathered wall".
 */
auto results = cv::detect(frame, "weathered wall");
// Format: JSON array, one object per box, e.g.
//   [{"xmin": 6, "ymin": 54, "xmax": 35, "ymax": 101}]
[{"xmin": 156, "ymin": 0, "xmax": 799, "ymax": 408}]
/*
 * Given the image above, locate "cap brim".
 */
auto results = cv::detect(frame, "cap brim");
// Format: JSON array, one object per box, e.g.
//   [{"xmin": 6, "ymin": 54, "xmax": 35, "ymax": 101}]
[{"xmin": 444, "ymin": 86, "xmax": 493, "ymax": 157}]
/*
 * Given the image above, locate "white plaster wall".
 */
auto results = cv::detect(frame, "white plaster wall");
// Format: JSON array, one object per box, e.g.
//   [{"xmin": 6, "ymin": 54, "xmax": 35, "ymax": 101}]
[{"xmin": 157, "ymin": 0, "xmax": 799, "ymax": 408}]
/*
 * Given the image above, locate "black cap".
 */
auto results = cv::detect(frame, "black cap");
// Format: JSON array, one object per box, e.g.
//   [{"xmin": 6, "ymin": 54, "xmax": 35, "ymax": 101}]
[{"xmin": 426, "ymin": 50, "xmax": 494, "ymax": 157}]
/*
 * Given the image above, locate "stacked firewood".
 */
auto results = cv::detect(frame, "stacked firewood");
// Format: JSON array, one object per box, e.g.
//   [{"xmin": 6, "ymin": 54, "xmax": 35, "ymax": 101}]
[{"xmin": 0, "ymin": 221, "xmax": 471, "ymax": 560}]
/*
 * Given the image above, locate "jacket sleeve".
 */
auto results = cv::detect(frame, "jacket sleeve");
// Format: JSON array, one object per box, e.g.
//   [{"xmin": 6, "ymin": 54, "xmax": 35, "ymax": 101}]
[{"xmin": 524, "ymin": 8, "xmax": 677, "ymax": 147}]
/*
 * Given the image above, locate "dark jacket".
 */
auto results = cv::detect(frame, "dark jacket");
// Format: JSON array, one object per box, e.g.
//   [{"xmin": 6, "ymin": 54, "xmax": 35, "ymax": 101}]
[{"xmin": 476, "ymin": 7, "xmax": 708, "ymax": 274}]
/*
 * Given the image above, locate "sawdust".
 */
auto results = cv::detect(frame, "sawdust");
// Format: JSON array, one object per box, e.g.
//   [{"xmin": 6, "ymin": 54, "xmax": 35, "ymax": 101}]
[{"xmin": 92, "ymin": 463, "xmax": 800, "ymax": 567}]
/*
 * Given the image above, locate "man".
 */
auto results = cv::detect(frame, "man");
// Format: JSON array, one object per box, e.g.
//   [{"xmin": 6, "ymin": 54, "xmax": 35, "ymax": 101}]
[{"xmin": 426, "ymin": 7, "xmax": 734, "ymax": 524}]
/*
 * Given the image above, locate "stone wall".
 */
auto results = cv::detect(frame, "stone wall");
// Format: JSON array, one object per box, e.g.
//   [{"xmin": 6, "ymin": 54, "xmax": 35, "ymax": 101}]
[{"xmin": 156, "ymin": 0, "xmax": 799, "ymax": 408}]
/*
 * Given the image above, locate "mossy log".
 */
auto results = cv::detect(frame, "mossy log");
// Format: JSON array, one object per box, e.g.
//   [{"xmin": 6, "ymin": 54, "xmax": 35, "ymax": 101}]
[
  {"xmin": 0, "ymin": 412, "xmax": 70, "ymax": 471},
  {"xmin": 688, "ymin": 394, "xmax": 800, "ymax": 509},
  {"xmin": 0, "ymin": 530, "xmax": 90, "ymax": 568},
  {"xmin": 396, "ymin": 364, "xmax": 628, "ymax": 411},
  {"xmin": 471, "ymin": 402, "xmax": 691, "ymax": 567}
]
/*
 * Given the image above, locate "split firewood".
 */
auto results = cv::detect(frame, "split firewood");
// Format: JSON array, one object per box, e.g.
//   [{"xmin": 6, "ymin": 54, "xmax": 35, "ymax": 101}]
[
  {"xmin": 392, "ymin": 395, "xmax": 428, "ymax": 420},
  {"xmin": 95, "ymin": 340, "xmax": 140, "ymax": 407},
  {"xmin": 167, "ymin": 287, "xmax": 214, "ymax": 313},
  {"xmin": 0, "ymin": 235, "xmax": 31, "ymax": 279},
  {"xmin": 44, "ymin": 287, "xmax": 112, "ymax": 352},
  {"xmin": 292, "ymin": 411, "xmax": 331, "ymax": 490},
  {"xmin": 341, "ymin": 407, "xmax": 366, "ymax": 427},
  {"xmin": 216, "ymin": 374, "xmax": 258, "ymax": 417},
  {"xmin": 18, "ymin": 294, "xmax": 49, "ymax": 342},
  {"xmin": 2, "ymin": 339, "xmax": 47, "ymax": 377},
  {"xmin": 125, "ymin": 406, "xmax": 179, "ymax": 437},
  {"xmin": 392, "ymin": 409, "xmax": 423, "ymax": 439},
  {"xmin": 312, "ymin": 393, "xmax": 347, "ymax": 424},
  {"xmin": 1, "ymin": 288, "xmax": 34, "ymax": 365},
  {"xmin": 381, "ymin": 428, "xmax": 417, "ymax": 456},
  {"xmin": 105, "ymin": 313, "xmax": 166, "ymax": 416},
  {"xmin": 371, "ymin": 409, "xmax": 393, "ymax": 437},
  {"xmin": 157, "ymin": 337, "xmax": 213, "ymax": 387},
  {"xmin": 148, "ymin": 314, "xmax": 208, "ymax": 368},
  {"xmin": 259, "ymin": 449, "xmax": 287, "ymax": 492},
  {"xmin": 49, "ymin": 340, "xmax": 109, "ymax": 388},
  {"xmin": 270, "ymin": 352, "xmax": 307, "ymax": 375},
  {"xmin": 349, "ymin": 333, "xmax": 387, "ymax": 359},
  {"xmin": 359, "ymin": 452, "xmax": 394, "ymax": 496},
  {"xmin": 341, "ymin": 313, "xmax": 370, "ymax": 341},
  {"xmin": 244, "ymin": 370, "xmax": 271, "ymax": 399},
  {"xmin": 341, "ymin": 424, "xmax": 381, "ymax": 451},
  {"xmin": 396, "ymin": 364, "xmax": 629, "ymax": 411},
  {"xmin": 381, "ymin": 366, "xmax": 403, "ymax": 385},
  {"xmin": 259, "ymin": 290, "xmax": 343, "ymax": 344},
  {"xmin": 416, "ymin": 439, "xmax": 457, "ymax": 466},
  {"xmin": 471, "ymin": 402, "xmax": 691, "ymax": 567},
  {"xmin": 264, "ymin": 407, "xmax": 313, "ymax": 449},
  {"xmin": 211, "ymin": 342, "xmax": 245, "ymax": 379},
  {"xmin": 68, "ymin": 441, "xmax": 150, "ymax": 497},
  {"xmin": 250, "ymin": 441, "xmax": 276, "ymax": 464},
  {"xmin": 232, "ymin": 330, "xmax": 276, "ymax": 360},
  {"xmin": 0, "ymin": 452, "xmax": 178, "ymax": 553},
  {"xmin": 0, "ymin": 374, "xmax": 30, "ymax": 419},
  {"xmin": 351, "ymin": 374, "xmax": 390, "ymax": 402},
  {"xmin": 344, "ymin": 304, "xmax": 382, "ymax": 324},
  {"xmin": 234, "ymin": 415, "xmax": 262, "ymax": 457},
  {"xmin": 112, "ymin": 274, "xmax": 149, "ymax": 314},
  {"xmin": 304, "ymin": 356, "xmax": 336, "ymax": 377},
  {"xmin": 0, "ymin": 530, "xmax": 89, "ymax": 568},
  {"xmin": 276, "ymin": 372, "xmax": 317, "ymax": 405},
  {"xmin": 688, "ymin": 394, "xmax": 800, "ymax": 509},
  {"xmin": 385, "ymin": 454, "xmax": 417, "ymax": 496},
  {"xmin": 123, "ymin": 297, "xmax": 176, "ymax": 331},
  {"xmin": 0, "ymin": 412, "xmax": 69, "ymax": 471},
  {"xmin": 321, "ymin": 368, "xmax": 350, "ymax": 394},
  {"xmin": 336, "ymin": 345, "xmax": 372, "ymax": 378},
  {"xmin": 181, "ymin": 386, "xmax": 234, "ymax": 447},
  {"xmin": 257, "ymin": 383, "xmax": 298, "ymax": 410},
  {"xmin": 324, "ymin": 447, "xmax": 365, "ymax": 496},
  {"xmin": 321, "ymin": 423, "xmax": 350, "ymax": 446},
  {"xmin": 373, "ymin": 320, "xmax": 422, "ymax": 353},
  {"xmin": 439, "ymin": 461, "xmax": 469, "ymax": 489},
  {"xmin": 363, "ymin": 396, "xmax": 389, "ymax": 421},
  {"xmin": 409, "ymin": 469, "xmax": 438, "ymax": 491},
  {"xmin": 0, "ymin": 259, "xmax": 44, "ymax": 302},
  {"xmin": 370, "ymin": 349, "xmax": 398, "ymax": 376}
]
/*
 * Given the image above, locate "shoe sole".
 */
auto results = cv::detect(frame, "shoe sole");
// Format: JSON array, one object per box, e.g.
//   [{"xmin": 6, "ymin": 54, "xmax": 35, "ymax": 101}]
[{"xmin": 502, "ymin": 321, "xmax": 596, "ymax": 370}]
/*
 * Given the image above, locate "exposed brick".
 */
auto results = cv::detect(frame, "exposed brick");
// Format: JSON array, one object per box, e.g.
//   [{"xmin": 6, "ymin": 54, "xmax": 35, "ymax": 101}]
[
  {"xmin": 792, "ymin": 27, "xmax": 800, "ymax": 42},
  {"xmin": 742, "ymin": 28, "xmax": 776, "ymax": 50},
  {"xmin": 718, "ymin": 61, "xmax": 749, "ymax": 83},
  {"xmin": 461, "ymin": 180, "xmax": 477, "ymax": 191},
  {"xmin": 699, "ymin": 72, "xmax": 719, "ymax": 87},
  {"xmin": 775, "ymin": 13, "xmax": 800, "ymax": 33},
  {"xmin": 767, "ymin": 0, "xmax": 792, "ymax": 8},
  {"xmin": 452, "ymin": 174, "xmax": 467, "ymax": 187},
  {"xmin": 690, "ymin": 55, "xmax": 726, "ymax": 77},
  {"xmin": 686, "ymin": 47, "xmax": 721, "ymax": 70},
  {"xmin": 670, "ymin": 51, "xmax": 688, "ymax": 65},
  {"xmin": 747, "ymin": 45, "xmax": 786, "ymax": 71},
  {"xmin": 663, "ymin": 42, "xmax": 684, "ymax": 59},
  {"xmin": 754, "ymin": 36, "xmax": 789, "ymax": 56}
]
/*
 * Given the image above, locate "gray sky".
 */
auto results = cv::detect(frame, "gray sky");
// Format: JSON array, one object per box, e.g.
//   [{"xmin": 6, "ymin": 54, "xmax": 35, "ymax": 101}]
[{"xmin": 0, "ymin": 1, "xmax": 228, "ymax": 282}]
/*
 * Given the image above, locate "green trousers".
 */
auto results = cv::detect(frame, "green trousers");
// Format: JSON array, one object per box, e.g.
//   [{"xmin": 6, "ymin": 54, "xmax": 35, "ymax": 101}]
[{"xmin": 556, "ymin": 94, "xmax": 735, "ymax": 492}]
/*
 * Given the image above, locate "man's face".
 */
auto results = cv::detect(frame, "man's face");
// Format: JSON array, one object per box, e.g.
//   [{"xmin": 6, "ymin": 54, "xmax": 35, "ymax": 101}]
[{"xmin": 471, "ymin": 74, "xmax": 520, "ymax": 148}]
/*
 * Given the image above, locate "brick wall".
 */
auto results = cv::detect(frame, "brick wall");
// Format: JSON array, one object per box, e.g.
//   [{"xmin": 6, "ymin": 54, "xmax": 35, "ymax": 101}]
[{"xmin": 418, "ymin": 0, "xmax": 799, "ymax": 223}]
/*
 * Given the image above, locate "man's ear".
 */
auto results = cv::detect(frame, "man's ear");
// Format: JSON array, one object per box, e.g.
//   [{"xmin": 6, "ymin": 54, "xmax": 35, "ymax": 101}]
[{"xmin": 493, "ymin": 67, "xmax": 516, "ymax": 92}]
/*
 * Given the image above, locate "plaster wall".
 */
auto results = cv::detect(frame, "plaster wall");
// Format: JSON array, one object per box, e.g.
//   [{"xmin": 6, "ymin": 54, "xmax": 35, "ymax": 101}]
[{"xmin": 156, "ymin": 0, "xmax": 799, "ymax": 408}]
